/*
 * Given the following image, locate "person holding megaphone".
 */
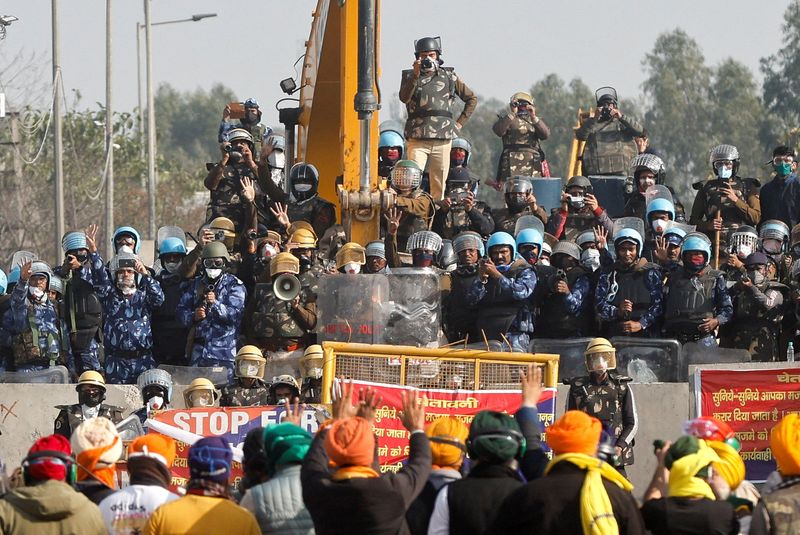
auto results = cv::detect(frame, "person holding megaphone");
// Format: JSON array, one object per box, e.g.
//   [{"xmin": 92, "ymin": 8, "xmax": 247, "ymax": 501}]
[{"xmin": 244, "ymin": 252, "xmax": 317, "ymax": 354}]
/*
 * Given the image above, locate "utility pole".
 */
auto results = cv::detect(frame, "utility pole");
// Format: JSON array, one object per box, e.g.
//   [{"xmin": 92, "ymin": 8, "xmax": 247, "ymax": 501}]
[
  {"xmin": 144, "ymin": 0, "xmax": 157, "ymax": 239},
  {"xmin": 52, "ymin": 0, "xmax": 65, "ymax": 260},
  {"xmin": 136, "ymin": 23, "xmax": 145, "ymax": 161},
  {"xmin": 105, "ymin": 0, "xmax": 114, "ymax": 260}
]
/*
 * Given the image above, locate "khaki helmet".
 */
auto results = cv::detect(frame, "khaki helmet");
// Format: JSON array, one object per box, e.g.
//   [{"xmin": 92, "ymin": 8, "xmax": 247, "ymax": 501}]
[
  {"xmin": 511, "ymin": 91, "xmax": 534, "ymax": 106},
  {"xmin": 266, "ymin": 230, "xmax": 283, "ymax": 244},
  {"xmin": 584, "ymin": 337, "xmax": 616, "ymax": 372},
  {"xmin": 76, "ymin": 370, "xmax": 106, "ymax": 392},
  {"xmin": 201, "ymin": 241, "xmax": 231, "ymax": 262},
  {"xmin": 269, "ymin": 374, "xmax": 300, "ymax": 401},
  {"xmin": 183, "ymin": 378, "xmax": 220, "ymax": 408},
  {"xmin": 287, "ymin": 221, "xmax": 317, "ymax": 240},
  {"xmin": 335, "ymin": 242, "xmax": 366, "ymax": 271},
  {"xmin": 289, "ymin": 228, "xmax": 318, "ymax": 249},
  {"xmin": 300, "ymin": 345, "xmax": 324, "ymax": 379},
  {"xmin": 270, "ymin": 252, "xmax": 300, "ymax": 277},
  {"xmin": 208, "ymin": 217, "xmax": 236, "ymax": 250},
  {"xmin": 235, "ymin": 345, "xmax": 267, "ymax": 380}
]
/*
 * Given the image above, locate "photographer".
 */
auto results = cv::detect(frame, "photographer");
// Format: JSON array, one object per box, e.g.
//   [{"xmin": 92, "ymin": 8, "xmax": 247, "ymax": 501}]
[
  {"xmin": 535, "ymin": 242, "xmax": 593, "ymax": 338},
  {"xmin": 218, "ymin": 98, "xmax": 271, "ymax": 157},
  {"xmin": 547, "ymin": 176, "xmax": 614, "ymax": 241},
  {"xmin": 493, "ymin": 177, "xmax": 548, "ymax": 234},
  {"xmin": 576, "ymin": 87, "xmax": 644, "ymax": 176},
  {"xmin": 492, "ymin": 91, "xmax": 550, "ymax": 187},
  {"xmin": 399, "ymin": 36, "xmax": 478, "ymax": 201},
  {"xmin": 432, "ymin": 167, "xmax": 493, "ymax": 239}
]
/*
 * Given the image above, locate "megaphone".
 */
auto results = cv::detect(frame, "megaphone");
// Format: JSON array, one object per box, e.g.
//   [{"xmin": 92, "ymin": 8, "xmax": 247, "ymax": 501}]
[{"xmin": 273, "ymin": 273, "xmax": 301, "ymax": 301}]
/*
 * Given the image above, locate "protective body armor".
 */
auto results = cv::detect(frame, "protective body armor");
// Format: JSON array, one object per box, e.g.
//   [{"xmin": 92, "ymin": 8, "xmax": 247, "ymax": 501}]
[
  {"xmin": 493, "ymin": 207, "xmax": 534, "ymax": 234},
  {"xmin": 397, "ymin": 190, "xmax": 436, "ymax": 251},
  {"xmin": 440, "ymin": 205, "xmax": 471, "ymax": 239},
  {"xmin": 63, "ymin": 275, "xmax": 103, "ymax": 352},
  {"xmin": 758, "ymin": 480, "xmax": 800, "ymax": 535},
  {"xmin": 249, "ymin": 282, "xmax": 312, "ymax": 341},
  {"xmin": 286, "ymin": 196, "xmax": 336, "ymax": 241},
  {"xmin": 567, "ymin": 372, "xmax": 634, "ymax": 465},
  {"xmin": 475, "ymin": 260, "xmax": 530, "ymax": 340},
  {"xmin": 606, "ymin": 264, "xmax": 658, "ymax": 336},
  {"xmin": 699, "ymin": 176, "xmax": 755, "ymax": 227},
  {"xmin": 663, "ymin": 269, "xmax": 720, "ymax": 333},
  {"xmin": 497, "ymin": 115, "xmax": 543, "ymax": 180},
  {"xmin": 402, "ymin": 67, "xmax": 459, "ymax": 140},
  {"xmin": 11, "ymin": 305, "xmax": 65, "ymax": 369},
  {"xmin": 537, "ymin": 267, "xmax": 591, "ymax": 336},
  {"xmin": 582, "ymin": 120, "xmax": 639, "ymax": 175},
  {"xmin": 53, "ymin": 403, "xmax": 124, "ymax": 439},
  {"xmin": 563, "ymin": 210, "xmax": 597, "ymax": 242},
  {"xmin": 152, "ymin": 274, "xmax": 190, "ymax": 364},
  {"xmin": 207, "ymin": 164, "xmax": 259, "ymax": 232},
  {"xmin": 220, "ymin": 380, "xmax": 270, "ymax": 407},
  {"xmin": 444, "ymin": 268, "xmax": 480, "ymax": 342}
]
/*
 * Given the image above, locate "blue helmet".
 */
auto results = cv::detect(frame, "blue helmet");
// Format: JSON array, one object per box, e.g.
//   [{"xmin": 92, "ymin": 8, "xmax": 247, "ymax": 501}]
[
  {"xmin": 244, "ymin": 98, "xmax": 260, "ymax": 109},
  {"xmin": 113, "ymin": 226, "xmax": 141, "ymax": 254},
  {"xmin": 682, "ymin": 232, "xmax": 712, "ymax": 262},
  {"xmin": 61, "ymin": 231, "xmax": 88, "ymax": 253},
  {"xmin": 645, "ymin": 198, "xmax": 675, "ymax": 222},
  {"xmin": 379, "ymin": 130, "xmax": 405, "ymax": 151},
  {"xmin": 0, "ymin": 268, "xmax": 6, "ymax": 295},
  {"xmin": 159, "ymin": 237, "xmax": 187, "ymax": 256},
  {"xmin": 487, "ymin": 232, "xmax": 516, "ymax": 259},
  {"xmin": 7, "ymin": 267, "xmax": 20, "ymax": 286},
  {"xmin": 613, "ymin": 228, "xmax": 643, "ymax": 257},
  {"xmin": 664, "ymin": 226, "xmax": 687, "ymax": 246},
  {"xmin": 516, "ymin": 228, "xmax": 543, "ymax": 255}
]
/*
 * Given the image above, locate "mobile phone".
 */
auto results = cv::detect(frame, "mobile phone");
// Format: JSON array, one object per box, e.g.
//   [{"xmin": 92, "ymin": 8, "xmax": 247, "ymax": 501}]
[{"xmin": 228, "ymin": 101, "xmax": 245, "ymax": 120}]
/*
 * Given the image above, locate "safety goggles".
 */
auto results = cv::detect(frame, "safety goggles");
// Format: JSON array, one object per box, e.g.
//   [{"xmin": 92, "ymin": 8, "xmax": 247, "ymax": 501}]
[{"xmin": 202, "ymin": 258, "xmax": 226, "ymax": 269}]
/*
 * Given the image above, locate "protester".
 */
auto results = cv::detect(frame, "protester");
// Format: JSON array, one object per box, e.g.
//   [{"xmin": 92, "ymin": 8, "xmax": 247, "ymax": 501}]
[{"xmin": 71, "ymin": 416, "xmax": 124, "ymax": 504}]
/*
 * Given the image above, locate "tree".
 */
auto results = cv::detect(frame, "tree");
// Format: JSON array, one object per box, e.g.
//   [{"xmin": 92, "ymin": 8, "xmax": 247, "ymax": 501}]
[{"xmin": 761, "ymin": 0, "xmax": 800, "ymax": 138}]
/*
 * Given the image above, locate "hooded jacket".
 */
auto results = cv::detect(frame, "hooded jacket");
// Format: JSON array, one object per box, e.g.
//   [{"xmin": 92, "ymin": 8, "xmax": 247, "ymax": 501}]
[{"xmin": 0, "ymin": 479, "xmax": 106, "ymax": 535}]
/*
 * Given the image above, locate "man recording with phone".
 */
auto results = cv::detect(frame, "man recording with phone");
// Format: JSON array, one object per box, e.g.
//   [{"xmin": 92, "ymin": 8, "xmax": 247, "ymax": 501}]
[
  {"xmin": 546, "ymin": 176, "xmax": 614, "ymax": 241},
  {"xmin": 218, "ymin": 98, "xmax": 271, "ymax": 158}
]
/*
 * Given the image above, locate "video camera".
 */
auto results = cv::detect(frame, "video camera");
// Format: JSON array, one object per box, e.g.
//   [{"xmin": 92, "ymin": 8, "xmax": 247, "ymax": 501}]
[
  {"xmin": 447, "ymin": 187, "xmax": 471, "ymax": 205},
  {"xmin": 549, "ymin": 268, "xmax": 568, "ymax": 290},
  {"xmin": 420, "ymin": 57, "xmax": 436, "ymax": 71}
]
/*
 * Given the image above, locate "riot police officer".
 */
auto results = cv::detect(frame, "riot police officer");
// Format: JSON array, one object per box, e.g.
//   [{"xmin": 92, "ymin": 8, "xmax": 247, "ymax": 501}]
[
  {"xmin": 535, "ymin": 241, "xmax": 593, "ymax": 338},
  {"xmin": 220, "ymin": 346, "xmax": 270, "ymax": 407},
  {"xmin": 689, "ymin": 144, "xmax": 761, "ymax": 253},
  {"xmin": 432, "ymin": 167, "xmax": 493, "ymax": 240},
  {"xmin": 378, "ymin": 127, "xmax": 405, "ymax": 179},
  {"xmin": 299, "ymin": 344, "xmax": 324, "ymax": 403},
  {"xmin": 183, "ymin": 377, "xmax": 220, "ymax": 408},
  {"xmin": 492, "ymin": 91, "xmax": 550, "ymax": 184},
  {"xmin": 387, "ymin": 160, "xmax": 436, "ymax": 252},
  {"xmin": 54, "ymin": 371, "xmax": 123, "ymax": 438},
  {"xmin": 595, "ymin": 226, "xmax": 664, "ymax": 337},
  {"xmin": 566, "ymin": 338, "xmax": 638, "ymax": 477},
  {"xmin": 759, "ymin": 219, "xmax": 792, "ymax": 282},
  {"xmin": 152, "ymin": 237, "xmax": 190, "ymax": 365},
  {"xmin": 641, "ymin": 195, "xmax": 676, "ymax": 262},
  {"xmin": 335, "ymin": 242, "xmax": 367, "ymax": 274},
  {"xmin": 576, "ymin": 87, "xmax": 644, "ymax": 176},
  {"xmin": 444, "ymin": 232, "xmax": 484, "ymax": 343},
  {"xmin": 662, "ymin": 232, "xmax": 733, "ymax": 345},
  {"xmin": 364, "ymin": 241, "xmax": 390, "ymax": 274},
  {"xmin": 493, "ymin": 177, "xmax": 548, "ymax": 234},
  {"xmin": 399, "ymin": 36, "xmax": 478, "ymax": 201},
  {"xmin": 134, "ymin": 368, "xmax": 173, "ymax": 424},
  {"xmin": 269, "ymin": 374, "xmax": 301, "ymax": 405},
  {"xmin": 547, "ymin": 176, "xmax": 614, "ymax": 241},
  {"xmin": 205, "ymin": 128, "xmax": 261, "ymax": 233}
]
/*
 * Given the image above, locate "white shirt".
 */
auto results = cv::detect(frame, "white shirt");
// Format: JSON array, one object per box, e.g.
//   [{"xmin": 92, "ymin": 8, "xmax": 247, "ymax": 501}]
[
  {"xmin": 427, "ymin": 485, "xmax": 450, "ymax": 535},
  {"xmin": 98, "ymin": 484, "xmax": 179, "ymax": 535}
]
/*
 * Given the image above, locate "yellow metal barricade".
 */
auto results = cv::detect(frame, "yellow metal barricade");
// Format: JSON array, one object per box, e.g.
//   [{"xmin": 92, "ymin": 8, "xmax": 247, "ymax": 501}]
[{"xmin": 320, "ymin": 342, "xmax": 559, "ymax": 403}]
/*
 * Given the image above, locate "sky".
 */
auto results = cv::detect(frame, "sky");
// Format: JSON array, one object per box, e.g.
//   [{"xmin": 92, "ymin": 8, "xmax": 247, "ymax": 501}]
[{"xmin": 0, "ymin": 0, "xmax": 792, "ymax": 127}]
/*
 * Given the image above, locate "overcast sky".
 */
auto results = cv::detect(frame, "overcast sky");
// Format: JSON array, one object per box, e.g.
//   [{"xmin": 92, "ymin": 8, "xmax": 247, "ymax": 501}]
[{"xmin": 0, "ymin": 0, "xmax": 792, "ymax": 126}]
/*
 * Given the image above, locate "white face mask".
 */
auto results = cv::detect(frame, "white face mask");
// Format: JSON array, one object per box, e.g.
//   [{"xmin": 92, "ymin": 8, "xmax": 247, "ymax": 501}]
[
  {"xmin": 539, "ymin": 256, "xmax": 551, "ymax": 266},
  {"xmin": 239, "ymin": 362, "xmax": 260, "ymax": 377},
  {"xmin": 736, "ymin": 244, "xmax": 752, "ymax": 259},
  {"xmin": 268, "ymin": 151, "xmax": 285, "ymax": 170},
  {"xmin": 119, "ymin": 245, "xmax": 134, "ymax": 254},
  {"xmin": 344, "ymin": 262, "xmax": 362, "ymax": 274},
  {"xmin": 28, "ymin": 286, "xmax": 46, "ymax": 302},
  {"xmin": 651, "ymin": 219, "xmax": 668, "ymax": 234},
  {"xmin": 717, "ymin": 166, "xmax": 733, "ymax": 179},
  {"xmin": 580, "ymin": 249, "xmax": 601, "ymax": 271},
  {"xmin": 262, "ymin": 244, "xmax": 278, "ymax": 260},
  {"xmin": 163, "ymin": 261, "xmax": 181, "ymax": 274},
  {"xmin": 147, "ymin": 396, "xmax": 164, "ymax": 411},
  {"xmin": 117, "ymin": 277, "xmax": 136, "ymax": 296},
  {"xmin": 294, "ymin": 183, "xmax": 313, "ymax": 193},
  {"xmin": 270, "ymin": 168, "xmax": 284, "ymax": 187},
  {"xmin": 205, "ymin": 268, "xmax": 222, "ymax": 280},
  {"xmin": 81, "ymin": 405, "xmax": 100, "ymax": 419}
]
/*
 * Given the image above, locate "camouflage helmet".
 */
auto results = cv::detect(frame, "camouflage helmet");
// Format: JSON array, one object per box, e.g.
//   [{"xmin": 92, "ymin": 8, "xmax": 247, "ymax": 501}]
[
  {"xmin": 391, "ymin": 160, "xmax": 423, "ymax": 190},
  {"xmin": 407, "ymin": 230, "xmax": 443, "ymax": 254},
  {"xmin": 270, "ymin": 252, "xmax": 300, "ymax": 277},
  {"xmin": 505, "ymin": 177, "xmax": 533, "ymax": 195},
  {"xmin": 511, "ymin": 91, "xmax": 534, "ymax": 106},
  {"xmin": 335, "ymin": 242, "xmax": 367, "ymax": 270},
  {"xmin": 584, "ymin": 337, "xmax": 617, "ymax": 371},
  {"xmin": 289, "ymin": 228, "xmax": 318, "ymax": 249},
  {"xmin": 201, "ymin": 241, "xmax": 230, "ymax": 262},
  {"xmin": 629, "ymin": 153, "xmax": 665, "ymax": 184},
  {"xmin": 225, "ymin": 128, "xmax": 254, "ymax": 147},
  {"xmin": 300, "ymin": 345, "xmax": 324, "ymax": 380},
  {"xmin": 552, "ymin": 241, "xmax": 581, "ymax": 262},
  {"xmin": 137, "ymin": 368, "xmax": 173, "ymax": 403},
  {"xmin": 183, "ymin": 378, "xmax": 220, "ymax": 407},
  {"xmin": 77, "ymin": 370, "xmax": 106, "ymax": 391},
  {"xmin": 269, "ymin": 375, "xmax": 300, "ymax": 400},
  {"xmin": 235, "ymin": 345, "xmax": 266, "ymax": 380}
]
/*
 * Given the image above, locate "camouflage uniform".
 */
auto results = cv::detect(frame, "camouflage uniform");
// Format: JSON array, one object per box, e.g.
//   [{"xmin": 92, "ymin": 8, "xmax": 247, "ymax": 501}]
[
  {"xmin": 492, "ymin": 113, "xmax": 550, "ymax": 180},
  {"xmin": 720, "ymin": 280, "xmax": 785, "ymax": 361},
  {"xmin": 219, "ymin": 379, "xmax": 271, "ymax": 407},
  {"xmin": 3, "ymin": 280, "xmax": 71, "ymax": 372},
  {"xmin": 244, "ymin": 275, "xmax": 317, "ymax": 352},
  {"xmin": 399, "ymin": 67, "xmax": 477, "ymax": 201},
  {"xmin": 567, "ymin": 371, "xmax": 638, "ymax": 470},
  {"xmin": 432, "ymin": 201, "xmax": 494, "ymax": 240},
  {"xmin": 394, "ymin": 191, "xmax": 436, "ymax": 252},
  {"xmin": 493, "ymin": 205, "xmax": 549, "ymax": 234},
  {"xmin": 576, "ymin": 115, "xmax": 644, "ymax": 176},
  {"xmin": 546, "ymin": 205, "xmax": 614, "ymax": 242},
  {"xmin": 91, "ymin": 252, "xmax": 165, "ymax": 384},
  {"xmin": 751, "ymin": 477, "xmax": 800, "ymax": 535},
  {"xmin": 662, "ymin": 266, "xmax": 733, "ymax": 346},
  {"xmin": 176, "ymin": 273, "xmax": 246, "ymax": 382},
  {"xmin": 53, "ymin": 403, "xmax": 124, "ymax": 439},
  {"xmin": 205, "ymin": 163, "xmax": 261, "ymax": 234},
  {"xmin": 689, "ymin": 176, "xmax": 761, "ymax": 250},
  {"xmin": 56, "ymin": 263, "xmax": 103, "ymax": 373},
  {"xmin": 595, "ymin": 260, "xmax": 664, "ymax": 338}
]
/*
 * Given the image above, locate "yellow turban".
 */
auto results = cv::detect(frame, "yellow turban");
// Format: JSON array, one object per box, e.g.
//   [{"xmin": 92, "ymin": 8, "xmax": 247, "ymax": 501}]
[
  {"xmin": 426, "ymin": 417, "xmax": 468, "ymax": 469},
  {"xmin": 771, "ymin": 413, "xmax": 800, "ymax": 476},
  {"xmin": 707, "ymin": 441, "xmax": 745, "ymax": 490}
]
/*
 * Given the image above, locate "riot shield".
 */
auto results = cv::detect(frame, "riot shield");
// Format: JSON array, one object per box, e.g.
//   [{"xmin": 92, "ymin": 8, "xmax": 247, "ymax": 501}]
[
  {"xmin": 317, "ymin": 274, "xmax": 392, "ymax": 344},
  {"xmin": 0, "ymin": 366, "xmax": 70, "ymax": 384},
  {"xmin": 154, "ymin": 226, "xmax": 186, "ymax": 273},
  {"xmin": 643, "ymin": 184, "xmax": 674, "ymax": 207},
  {"xmin": 612, "ymin": 217, "xmax": 646, "ymax": 242},
  {"xmin": 116, "ymin": 414, "xmax": 145, "ymax": 441},
  {"xmin": 157, "ymin": 365, "xmax": 229, "ymax": 386},
  {"xmin": 382, "ymin": 268, "xmax": 442, "ymax": 347},
  {"xmin": 263, "ymin": 348, "xmax": 304, "ymax": 383},
  {"xmin": 530, "ymin": 177, "xmax": 563, "ymax": 214},
  {"xmin": 609, "ymin": 337, "xmax": 684, "ymax": 382},
  {"xmin": 514, "ymin": 214, "xmax": 545, "ymax": 238},
  {"xmin": 531, "ymin": 337, "xmax": 594, "ymax": 381},
  {"xmin": 9, "ymin": 251, "xmax": 37, "ymax": 272},
  {"xmin": 543, "ymin": 233, "xmax": 559, "ymax": 251},
  {"xmin": 588, "ymin": 175, "xmax": 627, "ymax": 218},
  {"xmin": 683, "ymin": 343, "xmax": 751, "ymax": 368},
  {"xmin": 663, "ymin": 221, "xmax": 696, "ymax": 236}
]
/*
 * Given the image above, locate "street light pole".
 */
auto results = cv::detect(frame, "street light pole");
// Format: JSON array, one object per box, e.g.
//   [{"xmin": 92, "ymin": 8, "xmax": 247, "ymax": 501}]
[
  {"xmin": 52, "ymin": 0, "xmax": 64, "ymax": 259},
  {"xmin": 105, "ymin": 0, "xmax": 114, "ymax": 260}
]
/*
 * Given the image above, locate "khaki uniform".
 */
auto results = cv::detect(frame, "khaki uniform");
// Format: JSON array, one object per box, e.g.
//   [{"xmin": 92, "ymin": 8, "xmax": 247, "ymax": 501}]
[
  {"xmin": 689, "ymin": 177, "xmax": 761, "ymax": 253},
  {"xmin": 751, "ymin": 479, "xmax": 800, "ymax": 535},
  {"xmin": 576, "ymin": 115, "xmax": 644, "ymax": 176},
  {"xmin": 493, "ymin": 113, "xmax": 550, "ymax": 180}
]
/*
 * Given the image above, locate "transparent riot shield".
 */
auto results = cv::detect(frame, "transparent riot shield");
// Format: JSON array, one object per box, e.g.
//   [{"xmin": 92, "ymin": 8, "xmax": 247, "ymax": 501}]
[
  {"xmin": 0, "ymin": 366, "xmax": 70, "ymax": 384},
  {"xmin": 612, "ymin": 217, "xmax": 646, "ymax": 243},
  {"xmin": 531, "ymin": 337, "xmax": 594, "ymax": 382},
  {"xmin": 317, "ymin": 274, "xmax": 392, "ymax": 344},
  {"xmin": 683, "ymin": 343, "xmax": 751, "ymax": 368},
  {"xmin": 644, "ymin": 185, "xmax": 674, "ymax": 207},
  {"xmin": 514, "ymin": 214, "xmax": 545, "ymax": 239},
  {"xmin": 609, "ymin": 337, "xmax": 684, "ymax": 382},
  {"xmin": 263, "ymin": 348, "xmax": 304, "ymax": 383},
  {"xmin": 530, "ymin": 177, "xmax": 563, "ymax": 214},
  {"xmin": 116, "ymin": 414, "xmax": 145, "ymax": 442},
  {"xmin": 157, "ymin": 365, "xmax": 229, "ymax": 386},
  {"xmin": 9, "ymin": 251, "xmax": 38, "ymax": 272},
  {"xmin": 379, "ymin": 119, "xmax": 404, "ymax": 138},
  {"xmin": 543, "ymin": 233, "xmax": 559, "ymax": 252},
  {"xmin": 383, "ymin": 268, "xmax": 442, "ymax": 347},
  {"xmin": 588, "ymin": 175, "xmax": 627, "ymax": 218},
  {"xmin": 663, "ymin": 221, "xmax": 696, "ymax": 236}
]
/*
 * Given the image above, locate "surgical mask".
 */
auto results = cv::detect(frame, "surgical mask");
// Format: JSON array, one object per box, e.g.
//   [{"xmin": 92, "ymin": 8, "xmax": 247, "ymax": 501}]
[
  {"xmin": 28, "ymin": 286, "xmax": 46, "ymax": 302},
  {"xmin": 240, "ymin": 363, "xmax": 260, "ymax": 377},
  {"xmin": 294, "ymin": 183, "xmax": 313, "ymax": 193},
  {"xmin": 205, "ymin": 268, "xmax": 223, "ymax": 280},
  {"xmin": 774, "ymin": 162, "xmax": 793, "ymax": 177},
  {"xmin": 651, "ymin": 219, "xmax": 668, "ymax": 234},
  {"xmin": 343, "ymin": 262, "xmax": 362, "ymax": 274},
  {"xmin": 163, "ymin": 261, "xmax": 181, "ymax": 274},
  {"xmin": 147, "ymin": 396, "xmax": 165, "ymax": 411},
  {"xmin": 190, "ymin": 392, "xmax": 212, "ymax": 407},
  {"xmin": 747, "ymin": 270, "xmax": 766, "ymax": 285},
  {"xmin": 117, "ymin": 277, "xmax": 136, "ymax": 296},
  {"xmin": 261, "ymin": 244, "xmax": 278, "ymax": 260},
  {"xmin": 539, "ymin": 256, "xmax": 551, "ymax": 266},
  {"xmin": 268, "ymin": 151, "xmax": 286, "ymax": 170},
  {"xmin": 717, "ymin": 167, "xmax": 733, "ymax": 179},
  {"xmin": 581, "ymin": 249, "xmax": 601, "ymax": 271},
  {"xmin": 119, "ymin": 245, "xmax": 134, "ymax": 254},
  {"xmin": 736, "ymin": 245, "xmax": 752, "ymax": 259}
]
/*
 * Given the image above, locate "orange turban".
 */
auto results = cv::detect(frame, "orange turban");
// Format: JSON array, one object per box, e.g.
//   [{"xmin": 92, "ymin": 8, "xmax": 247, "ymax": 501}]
[
  {"xmin": 771, "ymin": 413, "xmax": 800, "ymax": 476},
  {"xmin": 324, "ymin": 417, "xmax": 376, "ymax": 467},
  {"xmin": 546, "ymin": 410, "xmax": 601, "ymax": 456},
  {"xmin": 707, "ymin": 440, "xmax": 745, "ymax": 490},
  {"xmin": 128, "ymin": 434, "xmax": 177, "ymax": 468},
  {"xmin": 426, "ymin": 417, "xmax": 468, "ymax": 469}
]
